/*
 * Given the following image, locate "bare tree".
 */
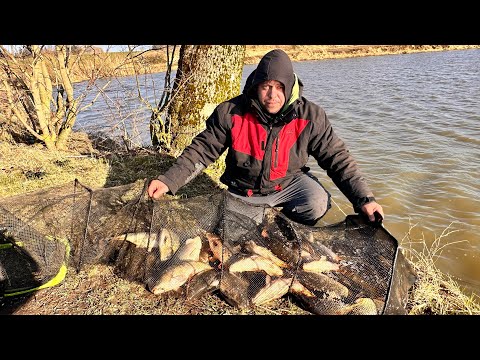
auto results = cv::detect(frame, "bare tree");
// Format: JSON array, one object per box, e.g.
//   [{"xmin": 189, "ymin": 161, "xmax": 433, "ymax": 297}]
[
  {"xmin": 150, "ymin": 45, "xmax": 246, "ymax": 156},
  {"xmin": 0, "ymin": 45, "xmax": 115, "ymax": 150}
]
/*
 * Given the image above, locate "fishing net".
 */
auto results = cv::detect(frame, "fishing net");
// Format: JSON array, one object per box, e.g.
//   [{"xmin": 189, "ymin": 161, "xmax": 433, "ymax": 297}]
[{"xmin": 0, "ymin": 179, "xmax": 416, "ymax": 315}]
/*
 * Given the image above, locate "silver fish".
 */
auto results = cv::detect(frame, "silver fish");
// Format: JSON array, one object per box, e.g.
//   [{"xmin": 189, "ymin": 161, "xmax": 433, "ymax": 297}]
[
  {"xmin": 149, "ymin": 260, "xmax": 212, "ymax": 295},
  {"xmin": 174, "ymin": 236, "xmax": 202, "ymax": 262},
  {"xmin": 243, "ymin": 240, "xmax": 288, "ymax": 268},
  {"xmin": 228, "ymin": 254, "xmax": 284, "ymax": 277},
  {"xmin": 251, "ymin": 277, "xmax": 293, "ymax": 306},
  {"xmin": 302, "ymin": 257, "xmax": 340, "ymax": 274}
]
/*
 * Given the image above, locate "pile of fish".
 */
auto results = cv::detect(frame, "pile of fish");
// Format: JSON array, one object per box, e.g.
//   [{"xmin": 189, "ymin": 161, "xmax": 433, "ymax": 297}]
[{"xmin": 113, "ymin": 220, "xmax": 384, "ymax": 315}]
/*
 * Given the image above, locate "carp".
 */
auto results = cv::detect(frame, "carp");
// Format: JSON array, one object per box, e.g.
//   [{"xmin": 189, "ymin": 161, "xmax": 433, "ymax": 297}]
[
  {"xmin": 205, "ymin": 232, "xmax": 236, "ymax": 265},
  {"xmin": 344, "ymin": 297, "xmax": 378, "ymax": 315},
  {"xmin": 149, "ymin": 260, "xmax": 212, "ymax": 295},
  {"xmin": 112, "ymin": 228, "xmax": 180, "ymax": 261},
  {"xmin": 302, "ymin": 257, "xmax": 340, "ymax": 274},
  {"xmin": 259, "ymin": 228, "xmax": 301, "ymax": 266},
  {"xmin": 185, "ymin": 269, "xmax": 221, "ymax": 301},
  {"xmin": 251, "ymin": 277, "xmax": 293, "ymax": 306},
  {"xmin": 243, "ymin": 240, "xmax": 288, "ymax": 268},
  {"xmin": 174, "ymin": 236, "xmax": 202, "ymax": 262},
  {"xmin": 296, "ymin": 270, "xmax": 349, "ymax": 299},
  {"xmin": 218, "ymin": 271, "xmax": 252, "ymax": 308},
  {"xmin": 292, "ymin": 292, "xmax": 351, "ymax": 315},
  {"xmin": 228, "ymin": 254, "xmax": 284, "ymax": 277},
  {"xmin": 289, "ymin": 279, "xmax": 315, "ymax": 297}
]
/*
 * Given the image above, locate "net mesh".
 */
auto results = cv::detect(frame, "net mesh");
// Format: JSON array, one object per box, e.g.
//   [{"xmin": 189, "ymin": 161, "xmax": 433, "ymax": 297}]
[{"xmin": 0, "ymin": 179, "xmax": 416, "ymax": 314}]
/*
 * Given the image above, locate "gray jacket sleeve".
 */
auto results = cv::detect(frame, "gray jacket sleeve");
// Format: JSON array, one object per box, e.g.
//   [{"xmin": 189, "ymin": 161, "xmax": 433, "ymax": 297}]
[{"xmin": 157, "ymin": 107, "xmax": 229, "ymax": 195}]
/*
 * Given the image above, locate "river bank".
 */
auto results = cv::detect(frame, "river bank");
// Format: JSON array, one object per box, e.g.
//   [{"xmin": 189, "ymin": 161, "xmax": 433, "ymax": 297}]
[
  {"xmin": 71, "ymin": 45, "xmax": 480, "ymax": 83},
  {"xmin": 1, "ymin": 140, "xmax": 479, "ymax": 315}
]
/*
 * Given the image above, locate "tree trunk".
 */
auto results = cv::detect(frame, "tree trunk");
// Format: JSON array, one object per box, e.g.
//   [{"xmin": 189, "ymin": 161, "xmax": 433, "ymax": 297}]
[{"xmin": 151, "ymin": 45, "xmax": 246, "ymax": 156}]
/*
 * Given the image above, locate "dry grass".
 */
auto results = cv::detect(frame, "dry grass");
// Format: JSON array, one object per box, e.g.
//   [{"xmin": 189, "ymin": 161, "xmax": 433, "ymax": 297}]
[
  {"xmin": 401, "ymin": 221, "xmax": 480, "ymax": 315},
  {"xmin": 1, "ymin": 138, "xmax": 479, "ymax": 315},
  {"xmin": 0, "ymin": 136, "xmax": 110, "ymax": 198},
  {"xmin": 2, "ymin": 263, "xmax": 309, "ymax": 315}
]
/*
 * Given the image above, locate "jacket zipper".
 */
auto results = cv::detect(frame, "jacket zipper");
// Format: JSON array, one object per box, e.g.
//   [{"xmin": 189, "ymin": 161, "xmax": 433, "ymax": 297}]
[
  {"xmin": 274, "ymin": 137, "xmax": 279, "ymax": 168},
  {"xmin": 260, "ymin": 124, "xmax": 274, "ymax": 183}
]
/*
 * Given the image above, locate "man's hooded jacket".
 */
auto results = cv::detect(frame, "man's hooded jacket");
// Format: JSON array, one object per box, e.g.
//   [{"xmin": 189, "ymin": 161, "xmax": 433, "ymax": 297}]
[{"xmin": 157, "ymin": 49, "xmax": 374, "ymax": 211}]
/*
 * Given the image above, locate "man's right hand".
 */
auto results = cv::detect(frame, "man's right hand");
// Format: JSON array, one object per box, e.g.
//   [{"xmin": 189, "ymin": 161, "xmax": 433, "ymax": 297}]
[{"xmin": 147, "ymin": 179, "xmax": 170, "ymax": 200}]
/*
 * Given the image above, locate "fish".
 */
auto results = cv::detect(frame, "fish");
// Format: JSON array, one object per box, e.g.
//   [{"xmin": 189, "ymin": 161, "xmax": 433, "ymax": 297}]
[
  {"xmin": 259, "ymin": 228, "xmax": 301, "ymax": 266},
  {"xmin": 265, "ymin": 211, "xmax": 340, "ymax": 262},
  {"xmin": 302, "ymin": 256, "xmax": 340, "ymax": 274},
  {"xmin": 218, "ymin": 271, "xmax": 252, "ymax": 308},
  {"xmin": 305, "ymin": 232, "xmax": 341, "ymax": 263},
  {"xmin": 174, "ymin": 236, "xmax": 202, "ymax": 261},
  {"xmin": 296, "ymin": 296, "xmax": 378, "ymax": 315},
  {"xmin": 149, "ymin": 260, "xmax": 212, "ymax": 295},
  {"xmin": 158, "ymin": 228, "xmax": 181, "ymax": 261},
  {"xmin": 111, "ymin": 228, "xmax": 180, "ymax": 261},
  {"xmin": 184, "ymin": 269, "xmax": 221, "ymax": 301},
  {"xmin": 292, "ymin": 292, "xmax": 351, "ymax": 315},
  {"xmin": 296, "ymin": 270, "xmax": 349, "ymax": 299},
  {"xmin": 112, "ymin": 232, "xmax": 153, "ymax": 249},
  {"xmin": 343, "ymin": 297, "xmax": 378, "ymax": 315},
  {"xmin": 251, "ymin": 277, "xmax": 293, "ymax": 306},
  {"xmin": 260, "ymin": 225, "xmax": 340, "ymax": 266},
  {"xmin": 198, "ymin": 237, "xmax": 212, "ymax": 263},
  {"xmin": 243, "ymin": 240, "xmax": 288, "ymax": 268},
  {"xmin": 205, "ymin": 232, "xmax": 235, "ymax": 264},
  {"xmin": 228, "ymin": 254, "xmax": 284, "ymax": 277},
  {"xmin": 337, "ymin": 265, "xmax": 386, "ymax": 299},
  {"xmin": 289, "ymin": 279, "xmax": 315, "ymax": 297}
]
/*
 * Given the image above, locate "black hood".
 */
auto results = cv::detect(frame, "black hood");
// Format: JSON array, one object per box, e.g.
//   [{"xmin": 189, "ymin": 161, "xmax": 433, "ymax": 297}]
[{"xmin": 243, "ymin": 49, "xmax": 295, "ymax": 102}]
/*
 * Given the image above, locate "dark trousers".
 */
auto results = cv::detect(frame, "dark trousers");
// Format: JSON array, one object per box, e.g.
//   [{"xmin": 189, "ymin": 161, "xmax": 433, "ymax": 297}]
[{"xmin": 228, "ymin": 172, "xmax": 331, "ymax": 226}]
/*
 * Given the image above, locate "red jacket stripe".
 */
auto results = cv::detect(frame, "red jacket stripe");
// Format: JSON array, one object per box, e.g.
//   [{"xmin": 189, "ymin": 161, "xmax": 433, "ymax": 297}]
[
  {"xmin": 270, "ymin": 118, "xmax": 309, "ymax": 180},
  {"xmin": 231, "ymin": 113, "xmax": 267, "ymax": 160}
]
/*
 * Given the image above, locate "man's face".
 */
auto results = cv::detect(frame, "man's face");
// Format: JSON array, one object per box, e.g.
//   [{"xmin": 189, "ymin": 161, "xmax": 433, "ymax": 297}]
[{"xmin": 257, "ymin": 80, "xmax": 285, "ymax": 115}]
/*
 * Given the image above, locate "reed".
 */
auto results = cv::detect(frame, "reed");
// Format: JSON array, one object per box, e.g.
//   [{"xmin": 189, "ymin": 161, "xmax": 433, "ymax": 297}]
[{"xmin": 401, "ymin": 220, "xmax": 480, "ymax": 315}]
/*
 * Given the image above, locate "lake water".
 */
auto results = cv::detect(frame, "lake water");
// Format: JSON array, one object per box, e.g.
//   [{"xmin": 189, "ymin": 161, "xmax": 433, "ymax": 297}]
[{"xmin": 74, "ymin": 49, "xmax": 480, "ymax": 298}]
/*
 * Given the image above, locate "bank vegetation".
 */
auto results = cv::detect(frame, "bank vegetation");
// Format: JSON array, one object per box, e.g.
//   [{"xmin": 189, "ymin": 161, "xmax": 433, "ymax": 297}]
[{"xmin": 1, "ymin": 141, "xmax": 479, "ymax": 315}]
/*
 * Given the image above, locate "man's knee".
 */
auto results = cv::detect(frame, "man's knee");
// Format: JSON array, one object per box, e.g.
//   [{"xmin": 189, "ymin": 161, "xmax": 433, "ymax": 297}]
[
  {"xmin": 310, "ymin": 184, "xmax": 331, "ymax": 219},
  {"xmin": 282, "ymin": 193, "xmax": 331, "ymax": 226}
]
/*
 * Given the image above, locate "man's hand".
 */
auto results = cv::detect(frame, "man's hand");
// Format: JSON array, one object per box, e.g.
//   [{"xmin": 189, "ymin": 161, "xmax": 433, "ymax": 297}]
[
  {"xmin": 148, "ymin": 179, "xmax": 170, "ymax": 200},
  {"xmin": 361, "ymin": 201, "xmax": 384, "ymax": 223}
]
